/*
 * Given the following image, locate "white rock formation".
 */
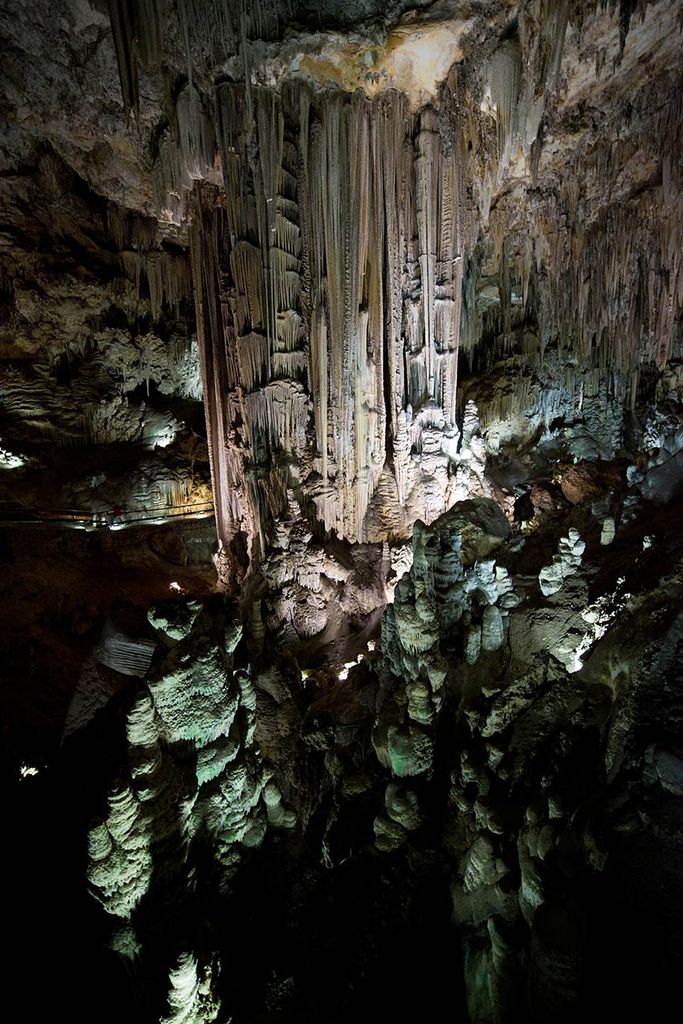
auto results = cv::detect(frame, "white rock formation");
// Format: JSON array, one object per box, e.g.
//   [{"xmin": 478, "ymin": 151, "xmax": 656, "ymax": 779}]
[
  {"xmin": 161, "ymin": 953, "xmax": 220, "ymax": 1024},
  {"xmin": 538, "ymin": 529, "xmax": 586, "ymax": 597},
  {"xmin": 600, "ymin": 517, "xmax": 616, "ymax": 546},
  {"xmin": 374, "ymin": 499, "xmax": 518, "ymax": 778},
  {"xmin": 87, "ymin": 606, "xmax": 295, "ymax": 927}
]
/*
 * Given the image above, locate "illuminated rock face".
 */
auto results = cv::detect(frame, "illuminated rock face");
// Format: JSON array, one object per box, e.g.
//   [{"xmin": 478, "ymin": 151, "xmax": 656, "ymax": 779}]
[
  {"xmin": 218, "ymin": 8, "xmax": 670, "ymax": 579},
  {"xmin": 88, "ymin": 603, "xmax": 305, "ymax": 918},
  {"xmin": 1, "ymin": 1, "xmax": 681, "ymax": 577},
  {"xmin": 367, "ymin": 488, "xmax": 683, "ymax": 1024},
  {"xmin": 191, "ymin": 84, "xmax": 468, "ymax": 576},
  {"xmin": 4, "ymin": 0, "xmax": 674, "ymax": 579},
  {"xmin": 375, "ymin": 497, "xmax": 514, "ymax": 776}
]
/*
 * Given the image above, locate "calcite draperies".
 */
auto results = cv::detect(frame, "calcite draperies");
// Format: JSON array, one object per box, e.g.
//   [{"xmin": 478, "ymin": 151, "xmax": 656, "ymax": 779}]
[
  {"xmin": 103, "ymin": 1, "xmax": 683, "ymax": 583},
  {"xmin": 193, "ymin": 82, "xmax": 468, "ymax": 571}
]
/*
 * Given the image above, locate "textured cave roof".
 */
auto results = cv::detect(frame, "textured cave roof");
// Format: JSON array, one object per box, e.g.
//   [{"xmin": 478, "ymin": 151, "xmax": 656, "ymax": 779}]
[{"xmin": 2, "ymin": 1, "xmax": 679, "ymax": 222}]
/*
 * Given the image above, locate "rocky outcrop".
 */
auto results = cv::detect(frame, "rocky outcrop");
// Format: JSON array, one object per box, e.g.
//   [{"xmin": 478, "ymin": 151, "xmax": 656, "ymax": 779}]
[{"xmin": 373, "ymin": 497, "xmax": 515, "ymax": 782}]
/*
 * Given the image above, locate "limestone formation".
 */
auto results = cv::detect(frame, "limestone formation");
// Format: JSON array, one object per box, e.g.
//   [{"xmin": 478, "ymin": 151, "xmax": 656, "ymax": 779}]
[
  {"xmin": 3, "ymin": 1, "xmax": 683, "ymax": 1022},
  {"xmin": 538, "ymin": 528, "xmax": 586, "ymax": 597}
]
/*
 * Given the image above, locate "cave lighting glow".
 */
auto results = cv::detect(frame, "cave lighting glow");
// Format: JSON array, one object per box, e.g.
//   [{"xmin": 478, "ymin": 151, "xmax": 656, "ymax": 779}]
[{"xmin": 0, "ymin": 446, "xmax": 26, "ymax": 469}]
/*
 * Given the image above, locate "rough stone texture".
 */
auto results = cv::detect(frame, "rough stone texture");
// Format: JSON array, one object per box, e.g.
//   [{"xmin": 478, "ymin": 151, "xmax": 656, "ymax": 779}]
[
  {"xmin": 4, "ymin": 0, "xmax": 681, "ymax": 582},
  {"xmin": 374, "ymin": 497, "xmax": 516, "ymax": 782},
  {"xmin": 371, "ymin": 485, "xmax": 683, "ymax": 1022}
]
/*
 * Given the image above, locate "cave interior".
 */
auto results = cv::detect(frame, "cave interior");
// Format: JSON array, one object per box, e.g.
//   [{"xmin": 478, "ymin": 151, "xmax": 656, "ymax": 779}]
[{"xmin": 2, "ymin": 0, "xmax": 683, "ymax": 1021}]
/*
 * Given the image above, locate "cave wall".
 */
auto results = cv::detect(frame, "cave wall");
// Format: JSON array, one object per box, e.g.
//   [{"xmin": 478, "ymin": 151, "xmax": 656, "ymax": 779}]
[
  {"xmin": 111, "ymin": 0, "xmax": 683, "ymax": 579},
  {"xmin": 4, "ymin": 1, "xmax": 680, "ymax": 569}
]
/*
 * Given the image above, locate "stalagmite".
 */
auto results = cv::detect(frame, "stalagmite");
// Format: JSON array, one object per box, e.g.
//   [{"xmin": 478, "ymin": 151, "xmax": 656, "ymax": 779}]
[{"xmin": 539, "ymin": 529, "xmax": 586, "ymax": 597}]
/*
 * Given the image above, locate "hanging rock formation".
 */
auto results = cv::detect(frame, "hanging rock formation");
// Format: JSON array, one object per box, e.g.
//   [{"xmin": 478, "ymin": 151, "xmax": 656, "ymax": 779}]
[
  {"xmin": 34, "ymin": 0, "xmax": 675, "ymax": 585},
  {"xmin": 190, "ymin": 81, "xmax": 471, "ymax": 577}
]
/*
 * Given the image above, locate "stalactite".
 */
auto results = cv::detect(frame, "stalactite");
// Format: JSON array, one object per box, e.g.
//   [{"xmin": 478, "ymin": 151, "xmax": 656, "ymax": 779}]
[
  {"xmin": 415, "ymin": 107, "xmax": 440, "ymax": 400},
  {"xmin": 107, "ymin": 0, "xmax": 139, "ymax": 118},
  {"xmin": 190, "ymin": 183, "xmax": 259, "ymax": 584},
  {"xmin": 107, "ymin": 203, "xmax": 157, "ymax": 252},
  {"xmin": 488, "ymin": 37, "xmax": 522, "ymax": 169},
  {"xmin": 519, "ymin": 85, "xmax": 683, "ymax": 374},
  {"xmin": 236, "ymin": 333, "xmax": 270, "ymax": 393},
  {"xmin": 105, "ymin": 0, "xmax": 679, "ymax": 573},
  {"xmin": 255, "ymin": 88, "xmax": 284, "ymax": 355},
  {"xmin": 243, "ymin": 381, "xmax": 309, "ymax": 459},
  {"xmin": 121, "ymin": 251, "xmax": 193, "ymax": 320},
  {"xmin": 108, "ymin": 0, "xmax": 293, "ymax": 123},
  {"xmin": 191, "ymin": 79, "xmax": 478, "ymax": 558},
  {"xmin": 459, "ymin": 30, "xmax": 682, "ymax": 415},
  {"xmin": 147, "ymin": 252, "xmax": 194, "ymax": 320},
  {"xmin": 176, "ymin": 84, "xmax": 216, "ymax": 184}
]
